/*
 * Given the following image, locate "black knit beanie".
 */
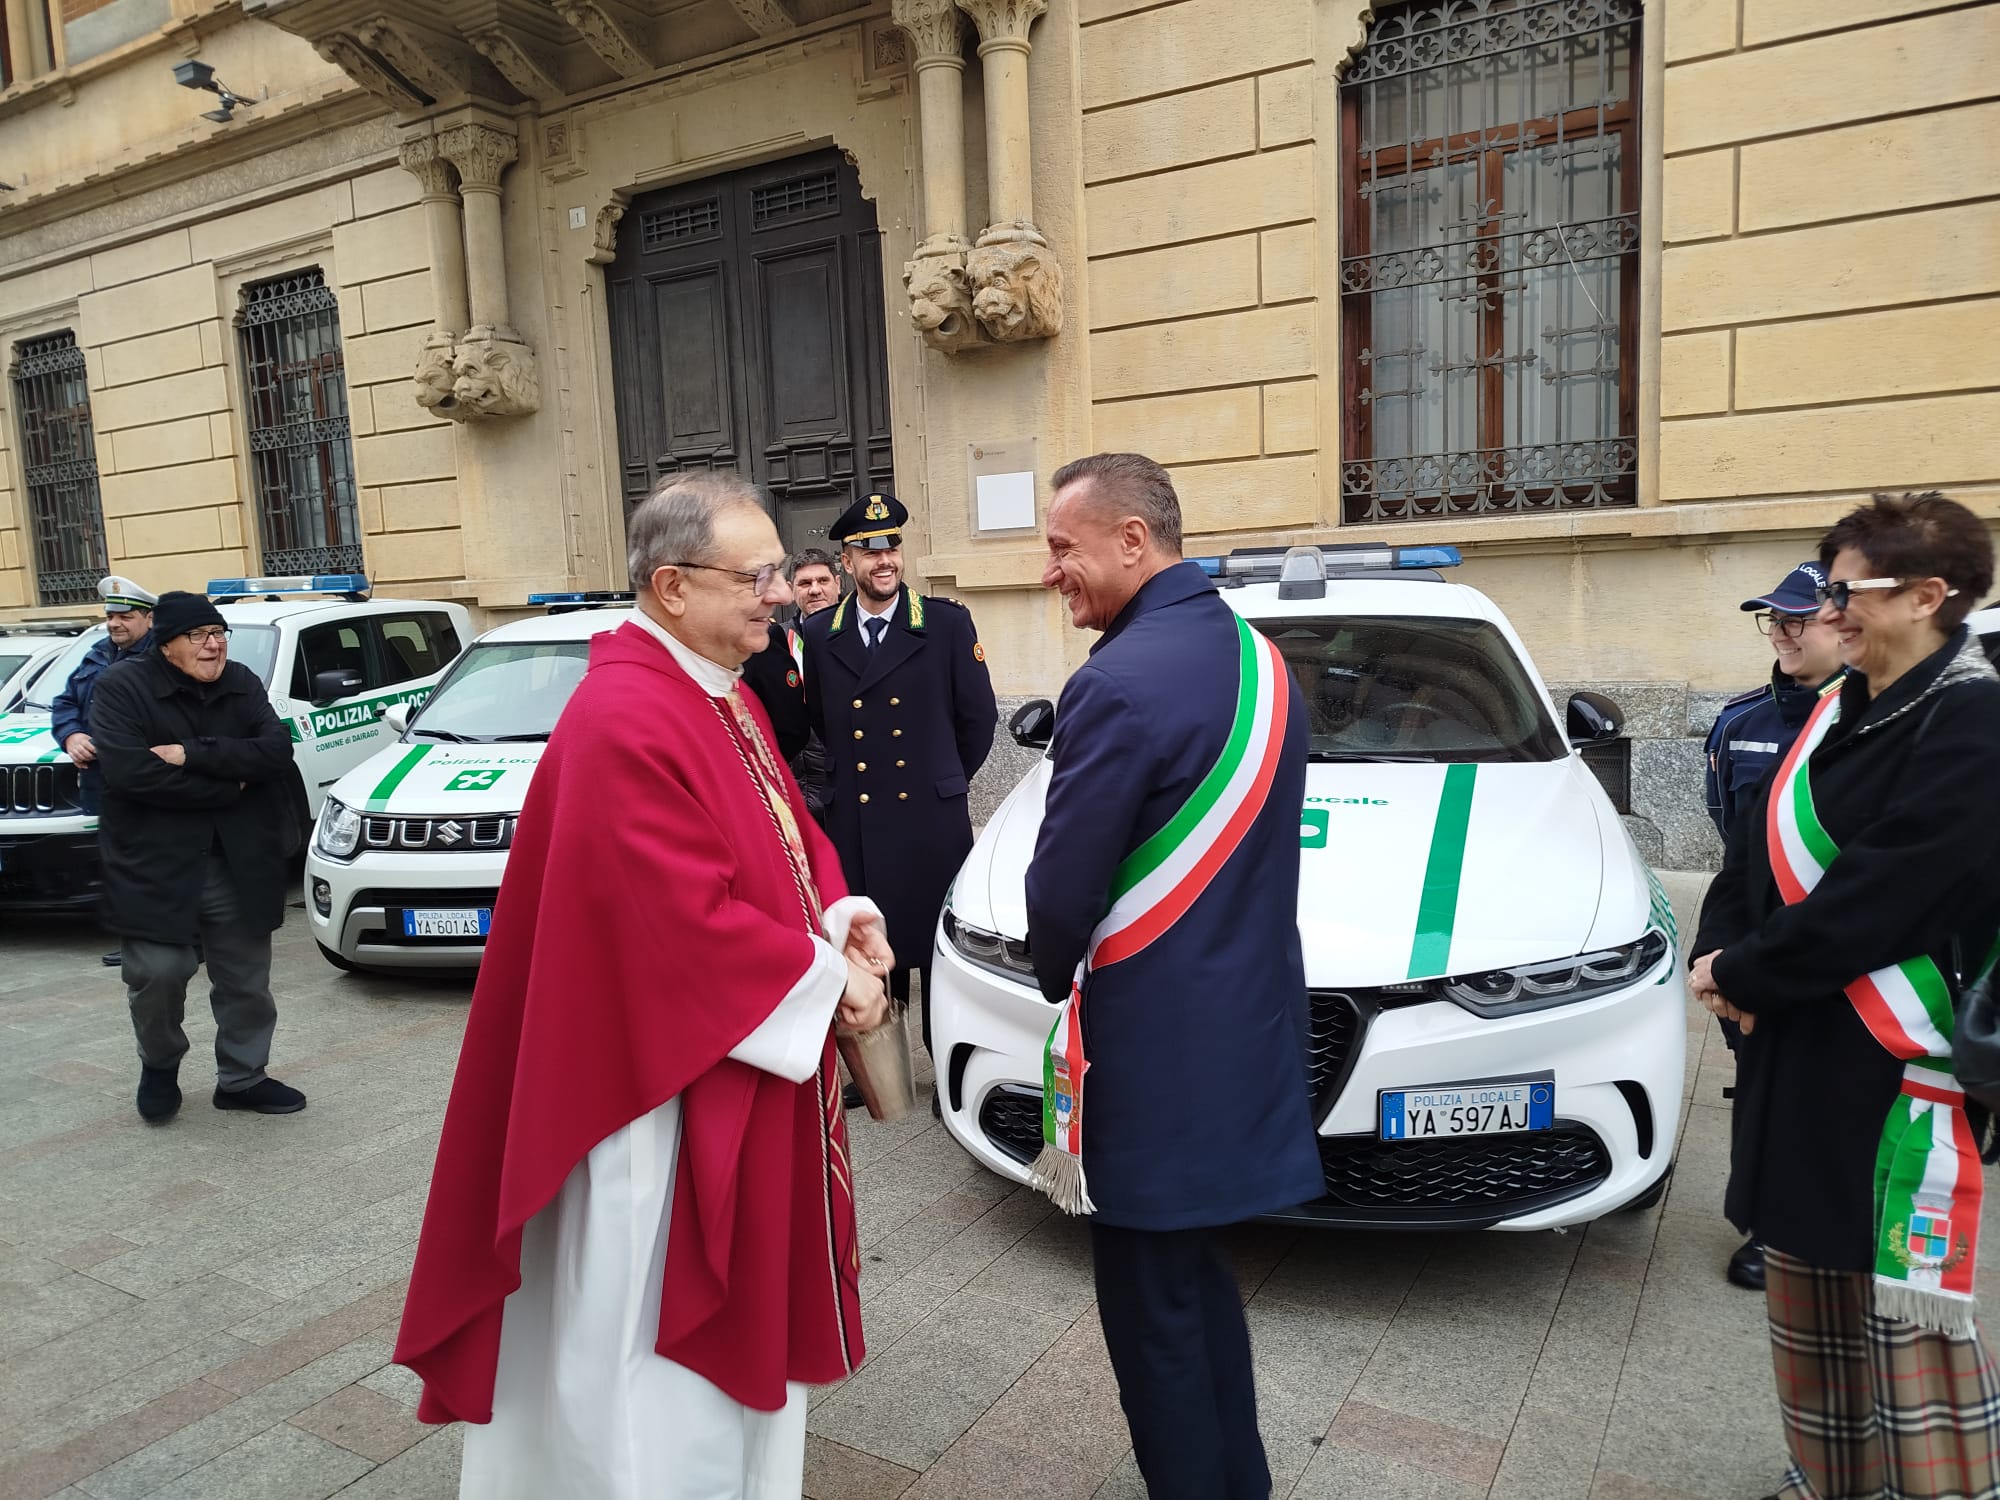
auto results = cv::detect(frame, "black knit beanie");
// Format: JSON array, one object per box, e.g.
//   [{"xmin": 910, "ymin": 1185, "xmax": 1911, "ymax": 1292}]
[{"xmin": 150, "ymin": 591, "xmax": 227, "ymax": 643}]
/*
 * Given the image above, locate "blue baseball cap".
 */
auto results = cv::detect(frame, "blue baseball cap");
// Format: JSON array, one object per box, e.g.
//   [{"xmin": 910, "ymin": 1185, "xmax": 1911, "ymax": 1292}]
[{"xmin": 1741, "ymin": 561, "xmax": 1826, "ymax": 615}]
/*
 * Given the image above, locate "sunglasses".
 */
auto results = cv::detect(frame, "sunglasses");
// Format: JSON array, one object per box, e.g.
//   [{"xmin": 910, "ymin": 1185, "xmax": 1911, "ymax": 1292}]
[{"xmin": 1814, "ymin": 577, "xmax": 1958, "ymax": 611}]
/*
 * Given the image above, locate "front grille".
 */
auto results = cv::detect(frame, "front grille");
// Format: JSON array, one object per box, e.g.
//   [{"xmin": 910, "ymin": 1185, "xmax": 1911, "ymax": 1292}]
[
  {"xmin": 1306, "ymin": 990, "xmax": 1367, "ymax": 1111},
  {"xmin": 2, "ymin": 763, "xmax": 80, "ymax": 814},
  {"xmin": 354, "ymin": 887, "xmax": 499, "ymax": 912},
  {"xmin": 977, "ymin": 1084, "xmax": 1046, "ymax": 1166},
  {"xmin": 359, "ymin": 815, "xmax": 513, "ymax": 853},
  {"xmin": 1313, "ymin": 1124, "xmax": 1611, "ymax": 1215}
]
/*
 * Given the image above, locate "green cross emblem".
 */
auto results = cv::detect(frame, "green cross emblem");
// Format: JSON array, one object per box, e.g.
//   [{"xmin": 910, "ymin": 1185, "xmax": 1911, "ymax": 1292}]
[
  {"xmin": 1299, "ymin": 808, "xmax": 1329, "ymax": 848},
  {"xmin": 445, "ymin": 768, "xmax": 505, "ymax": 792}
]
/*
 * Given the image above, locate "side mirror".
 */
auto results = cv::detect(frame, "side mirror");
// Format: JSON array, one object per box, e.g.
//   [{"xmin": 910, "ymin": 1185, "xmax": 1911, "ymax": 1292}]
[
  {"xmin": 382, "ymin": 702, "xmax": 411, "ymax": 736},
  {"xmin": 1009, "ymin": 698, "xmax": 1055, "ymax": 750},
  {"xmin": 311, "ymin": 668, "xmax": 365, "ymax": 706},
  {"xmin": 1566, "ymin": 690, "xmax": 1624, "ymax": 743}
]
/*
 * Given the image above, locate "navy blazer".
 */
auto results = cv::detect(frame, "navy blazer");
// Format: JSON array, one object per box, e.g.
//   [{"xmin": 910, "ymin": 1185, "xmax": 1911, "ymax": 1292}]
[
  {"xmin": 1026, "ymin": 561, "xmax": 1323, "ymax": 1230},
  {"xmin": 802, "ymin": 586, "xmax": 997, "ymax": 968}
]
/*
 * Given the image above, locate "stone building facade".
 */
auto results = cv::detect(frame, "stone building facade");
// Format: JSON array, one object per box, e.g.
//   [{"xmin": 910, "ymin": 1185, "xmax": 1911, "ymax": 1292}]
[{"xmin": 0, "ymin": 0, "xmax": 1993, "ymax": 867}]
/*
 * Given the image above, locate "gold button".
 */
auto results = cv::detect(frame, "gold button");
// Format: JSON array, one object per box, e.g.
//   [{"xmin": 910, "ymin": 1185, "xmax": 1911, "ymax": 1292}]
[
  {"xmin": 857, "ymin": 762, "xmax": 867, "ymax": 772},
  {"xmin": 853, "ymin": 730, "xmax": 863, "ymax": 740},
  {"xmin": 898, "ymin": 792, "xmax": 908, "ymax": 801},
  {"xmin": 896, "ymin": 759, "xmax": 905, "ymax": 768},
  {"xmin": 852, "ymin": 699, "xmax": 862, "ymax": 709},
  {"xmin": 859, "ymin": 793, "xmax": 870, "ymax": 804},
  {"xmin": 890, "ymin": 697, "xmax": 901, "ymax": 706},
  {"xmin": 892, "ymin": 728, "xmax": 902, "ymax": 737}
]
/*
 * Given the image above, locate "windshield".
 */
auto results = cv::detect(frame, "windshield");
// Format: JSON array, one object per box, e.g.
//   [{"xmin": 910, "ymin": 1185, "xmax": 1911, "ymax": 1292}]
[
  {"xmin": 226, "ymin": 623, "xmax": 281, "ymax": 686},
  {"xmin": 0, "ymin": 651, "xmax": 32, "ymax": 687},
  {"xmin": 409, "ymin": 640, "xmax": 592, "ymax": 742},
  {"xmin": 22, "ymin": 630, "xmax": 105, "ymax": 710},
  {"xmin": 1261, "ymin": 615, "xmax": 1567, "ymax": 763}
]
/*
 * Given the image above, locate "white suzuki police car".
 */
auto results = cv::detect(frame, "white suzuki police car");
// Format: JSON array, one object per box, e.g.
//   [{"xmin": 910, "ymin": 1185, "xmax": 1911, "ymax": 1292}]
[
  {"xmin": 0, "ymin": 575, "xmax": 468, "ymax": 912},
  {"xmin": 306, "ymin": 597, "xmax": 632, "ymax": 972},
  {"xmin": 932, "ymin": 544, "xmax": 1689, "ymax": 1232}
]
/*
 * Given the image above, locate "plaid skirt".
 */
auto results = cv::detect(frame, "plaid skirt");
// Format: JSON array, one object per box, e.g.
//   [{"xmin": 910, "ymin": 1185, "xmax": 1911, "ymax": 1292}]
[{"xmin": 1766, "ymin": 1247, "xmax": 2000, "ymax": 1499}]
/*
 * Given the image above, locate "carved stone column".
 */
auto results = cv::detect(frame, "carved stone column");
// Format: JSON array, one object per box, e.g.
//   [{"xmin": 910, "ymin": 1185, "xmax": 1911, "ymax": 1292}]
[
  {"xmin": 398, "ymin": 137, "xmax": 471, "ymax": 417},
  {"xmin": 892, "ymin": 0, "xmax": 981, "ymax": 353},
  {"xmin": 435, "ymin": 121, "xmax": 539, "ymax": 419},
  {"xmin": 956, "ymin": 0, "xmax": 1063, "ymax": 342}
]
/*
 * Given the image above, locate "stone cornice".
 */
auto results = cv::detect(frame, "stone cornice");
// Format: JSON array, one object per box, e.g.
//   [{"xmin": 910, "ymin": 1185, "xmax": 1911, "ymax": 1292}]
[{"xmin": 0, "ymin": 78, "xmax": 386, "ymax": 246}]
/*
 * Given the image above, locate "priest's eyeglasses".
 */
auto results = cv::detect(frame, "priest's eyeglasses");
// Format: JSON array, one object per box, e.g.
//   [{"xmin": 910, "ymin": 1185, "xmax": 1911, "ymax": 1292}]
[
  {"xmin": 184, "ymin": 627, "xmax": 231, "ymax": 645},
  {"xmin": 1752, "ymin": 613, "xmax": 1813, "ymax": 639},
  {"xmin": 669, "ymin": 561, "xmax": 784, "ymax": 595}
]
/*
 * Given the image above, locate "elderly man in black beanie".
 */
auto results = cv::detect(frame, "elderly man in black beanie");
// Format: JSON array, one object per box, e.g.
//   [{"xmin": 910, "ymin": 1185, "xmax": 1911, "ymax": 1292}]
[{"xmin": 89, "ymin": 590, "xmax": 306, "ymax": 1123}]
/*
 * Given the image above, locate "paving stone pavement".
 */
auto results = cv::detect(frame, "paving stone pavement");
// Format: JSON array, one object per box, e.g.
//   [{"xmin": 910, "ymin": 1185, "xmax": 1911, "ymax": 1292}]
[{"xmin": 6, "ymin": 876, "xmax": 2000, "ymax": 1499}]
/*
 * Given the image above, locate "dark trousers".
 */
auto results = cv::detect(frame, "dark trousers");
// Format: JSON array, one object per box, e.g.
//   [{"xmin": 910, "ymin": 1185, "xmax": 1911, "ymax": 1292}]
[
  {"xmin": 121, "ymin": 853, "xmax": 276, "ymax": 1091},
  {"xmin": 1092, "ymin": 1221, "xmax": 1270, "ymax": 1500}
]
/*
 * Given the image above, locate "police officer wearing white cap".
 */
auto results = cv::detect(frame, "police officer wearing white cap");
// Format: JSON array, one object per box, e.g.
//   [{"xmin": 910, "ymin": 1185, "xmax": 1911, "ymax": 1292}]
[{"xmin": 51, "ymin": 575, "xmax": 157, "ymax": 816}]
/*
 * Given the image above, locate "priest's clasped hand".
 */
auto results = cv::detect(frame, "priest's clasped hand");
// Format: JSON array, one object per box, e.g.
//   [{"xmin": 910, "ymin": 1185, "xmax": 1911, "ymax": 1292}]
[
  {"xmin": 838, "ymin": 956, "xmax": 890, "ymax": 1033},
  {"xmin": 843, "ymin": 910, "xmax": 895, "ymax": 976}
]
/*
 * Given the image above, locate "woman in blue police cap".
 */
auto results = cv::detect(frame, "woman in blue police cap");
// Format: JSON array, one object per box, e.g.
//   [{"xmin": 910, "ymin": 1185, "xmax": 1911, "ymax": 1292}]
[{"xmin": 798, "ymin": 491, "xmax": 998, "ymax": 1090}]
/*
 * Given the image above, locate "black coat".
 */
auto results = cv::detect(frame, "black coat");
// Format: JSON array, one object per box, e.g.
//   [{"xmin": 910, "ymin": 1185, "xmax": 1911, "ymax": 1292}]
[
  {"xmin": 90, "ymin": 652, "xmax": 298, "ymax": 944},
  {"xmin": 1695, "ymin": 630, "xmax": 2000, "ymax": 1269},
  {"xmin": 801, "ymin": 586, "xmax": 997, "ymax": 969},
  {"xmin": 742, "ymin": 623, "xmax": 809, "ymax": 762}
]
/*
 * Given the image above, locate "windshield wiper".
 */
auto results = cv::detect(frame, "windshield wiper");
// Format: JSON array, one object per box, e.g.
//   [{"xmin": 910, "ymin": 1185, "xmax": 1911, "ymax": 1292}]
[
  {"xmin": 486, "ymin": 732, "xmax": 551, "ymax": 742},
  {"xmin": 413, "ymin": 728, "xmax": 476, "ymax": 742},
  {"xmin": 1307, "ymin": 750, "xmax": 1437, "ymax": 763}
]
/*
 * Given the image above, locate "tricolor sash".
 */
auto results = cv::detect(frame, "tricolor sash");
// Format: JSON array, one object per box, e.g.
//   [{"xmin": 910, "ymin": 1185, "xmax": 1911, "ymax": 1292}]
[
  {"xmin": 1766, "ymin": 683, "xmax": 1982, "ymax": 1335},
  {"xmin": 1030, "ymin": 615, "xmax": 1292, "ymax": 1214}
]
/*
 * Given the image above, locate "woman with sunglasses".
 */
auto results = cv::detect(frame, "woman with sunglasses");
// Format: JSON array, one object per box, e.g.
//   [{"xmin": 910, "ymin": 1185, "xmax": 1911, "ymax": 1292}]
[{"xmin": 1691, "ymin": 491, "xmax": 2000, "ymax": 1500}]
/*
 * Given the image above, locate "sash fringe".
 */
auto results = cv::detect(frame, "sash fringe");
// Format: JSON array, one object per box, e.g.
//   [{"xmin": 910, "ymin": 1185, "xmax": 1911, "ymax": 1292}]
[
  {"xmin": 1871, "ymin": 1278, "xmax": 1979, "ymax": 1340},
  {"xmin": 1029, "ymin": 1143, "xmax": 1096, "ymax": 1216}
]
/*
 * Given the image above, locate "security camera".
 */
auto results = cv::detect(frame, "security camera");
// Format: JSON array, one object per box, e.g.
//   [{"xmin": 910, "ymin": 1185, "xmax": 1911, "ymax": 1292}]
[{"xmin": 172, "ymin": 59, "xmax": 217, "ymax": 91}]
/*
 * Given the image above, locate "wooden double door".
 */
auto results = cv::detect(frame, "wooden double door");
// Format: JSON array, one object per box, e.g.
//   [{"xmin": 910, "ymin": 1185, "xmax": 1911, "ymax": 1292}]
[{"xmin": 605, "ymin": 150, "xmax": 896, "ymax": 554}]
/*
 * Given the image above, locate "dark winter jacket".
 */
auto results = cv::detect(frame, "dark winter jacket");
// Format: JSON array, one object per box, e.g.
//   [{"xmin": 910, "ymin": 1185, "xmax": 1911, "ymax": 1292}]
[
  {"xmin": 89, "ymin": 651, "xmax": 297, "ymax": 944},
  {"xmin": 49, "ymin": 629, "xmax": 153, "ymax": 814},
  {"xmin": 1694, "ymin": 630, "xmax": 2000, "ymax": 1269}
]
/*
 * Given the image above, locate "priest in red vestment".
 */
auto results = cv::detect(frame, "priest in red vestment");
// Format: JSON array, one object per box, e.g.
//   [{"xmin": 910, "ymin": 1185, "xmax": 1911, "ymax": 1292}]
[{"xmin": 393, "ymin": 470, "xmax": 892, "ymax": 1500}]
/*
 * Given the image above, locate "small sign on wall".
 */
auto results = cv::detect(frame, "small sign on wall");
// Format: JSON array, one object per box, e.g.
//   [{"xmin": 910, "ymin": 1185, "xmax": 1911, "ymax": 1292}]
[{"xmin": 969, "ymin": 441, "xmax": 1039, "ymax": 536}]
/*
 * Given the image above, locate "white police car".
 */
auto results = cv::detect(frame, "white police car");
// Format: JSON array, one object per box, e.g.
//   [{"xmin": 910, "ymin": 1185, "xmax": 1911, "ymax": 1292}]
[
  {"xmin": 0, "ymin": 576, "xmax": 468, "ymax": 912},
  {"xmin": 932, "ymin": 544, "xmax": 1688, "ymax": 1232},
  {"xmin": 306, "ymin": 596, "xmax": 633, "ymax": 973},
  {"xmin": 0, "ymin": 627, "xmax": 85, "ymax": 713}
]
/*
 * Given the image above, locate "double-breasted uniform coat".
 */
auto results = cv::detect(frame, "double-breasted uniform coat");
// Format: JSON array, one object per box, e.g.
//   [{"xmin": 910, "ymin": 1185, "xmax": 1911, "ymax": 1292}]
[{"xmin": 799, "ymin": 586, "xmax": 997, "ymax": 972}]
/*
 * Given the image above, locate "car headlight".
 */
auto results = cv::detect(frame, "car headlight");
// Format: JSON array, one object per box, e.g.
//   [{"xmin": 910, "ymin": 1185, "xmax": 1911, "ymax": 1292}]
[
  {"xmin": 942, "ymin": 908, "xmax": 1038, "ymax": 986},
  {"xmin": 315, "ymin": 797, "xmax": 362, "ymax": 860},
  {"xmin": 1440, "ymin": 928, "xmax": 1671, "ymax": 1017}
]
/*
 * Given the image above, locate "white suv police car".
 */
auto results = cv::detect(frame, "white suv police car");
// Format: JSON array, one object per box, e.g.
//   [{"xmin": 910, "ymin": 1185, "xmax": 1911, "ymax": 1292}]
[
  {"xmin": 306, "ymin": 597, "xmax": 632, "ymax": 973},
  {"xmin": 932, "ymin": 544, "xmax": 1689, "ymax": 1233},
  {"xmin": 0, "ymin": 575, "xmax": 468, "ymax": 912}
]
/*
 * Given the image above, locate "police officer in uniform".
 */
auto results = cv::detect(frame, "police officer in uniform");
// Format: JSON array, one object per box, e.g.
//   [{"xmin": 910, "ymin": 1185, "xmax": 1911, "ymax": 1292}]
[
  {"xmin": 800, "ymin": 492, "xmax": 998, "ymax": 1095},
  {"xmin": 1701, "ymin": 559, "xmax": 1845, "ymax": 1291}
]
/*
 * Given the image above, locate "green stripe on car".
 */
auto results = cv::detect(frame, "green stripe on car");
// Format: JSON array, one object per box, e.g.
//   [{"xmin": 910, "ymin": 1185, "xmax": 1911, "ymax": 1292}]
[
  {"xmin": 364, "ymin": 744, "xmax": 434, "ymax": 810},
  {"xmin": 1407, "ymin": 764, "xmax": 1477, "ymax": 979}
]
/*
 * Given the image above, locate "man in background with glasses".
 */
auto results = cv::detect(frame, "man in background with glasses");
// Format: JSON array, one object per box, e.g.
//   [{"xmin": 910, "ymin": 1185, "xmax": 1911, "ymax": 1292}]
[
  {"xmin": 89, "ymin": 590, "xmax": 305, "ymax": 1124},
  {"xmin": 1701, "ymin": 560, "xmax": 1845, "ymax": 1290}
]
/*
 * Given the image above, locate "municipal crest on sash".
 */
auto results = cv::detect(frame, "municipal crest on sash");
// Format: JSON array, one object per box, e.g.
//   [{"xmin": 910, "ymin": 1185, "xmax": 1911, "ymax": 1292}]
[
  {"xmin": 786, "ymin": 668, "xmax": 800, "ymax": 688},
  {"xmin": 1893, "ymin": 1199, "xmax": 1970, "ymax": 1271},
  {"xmin": 1051, "ymin": 1057, "xmax": 1075, "ymax": 1128}
]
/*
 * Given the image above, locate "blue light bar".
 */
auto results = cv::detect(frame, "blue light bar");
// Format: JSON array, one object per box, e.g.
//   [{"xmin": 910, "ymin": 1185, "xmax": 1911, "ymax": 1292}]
[
  {"xmin": 1190, "ymin": 545, "xmax": 1461, "ymax": 580},
  {"xmin": 529, "ymin": 590, "xmax": 637, "ymax": 611},
  {"xmin": 527, "ymin": 592, "xmax": 588, "ymax": 606},
  {"xmin": 1394, "ymin": 545, "xmax": 1463, "ymax": 569},
  {"xmin": 208, "ymin": 573, "xmax": 370, "ymax": 598}
]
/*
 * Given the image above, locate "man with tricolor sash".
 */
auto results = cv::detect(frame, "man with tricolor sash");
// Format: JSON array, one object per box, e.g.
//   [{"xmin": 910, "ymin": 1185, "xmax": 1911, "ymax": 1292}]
[
  {"xmin": 1690, "ymin": 492, "xmax": 2000, "ymax": 1500},
  {"xmin": 1026, "ymin": 453, "xmax": 1321, "ymax": 1499}
]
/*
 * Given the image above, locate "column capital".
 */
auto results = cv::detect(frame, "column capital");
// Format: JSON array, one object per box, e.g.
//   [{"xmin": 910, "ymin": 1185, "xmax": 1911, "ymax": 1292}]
[
  {"xmin": 891, "ymin": 0, "xmax": 969, "ymax": 65},
  {"xmin": 397, "ymin": 136, "xmax": 459, "ymax": 201},
  {"xmin": 953, "ymin": 0, "xmax": 1046, "ymax": 51},
  {"xmin": 437, "ymin": 122, "xmax": 519, "ymax": 193}
]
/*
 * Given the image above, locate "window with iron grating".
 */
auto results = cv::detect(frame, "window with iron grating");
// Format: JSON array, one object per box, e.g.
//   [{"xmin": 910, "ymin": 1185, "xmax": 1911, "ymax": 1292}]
[
  {"xmin": 239, "ymin": 268, "xmax": 364, "ymax": 576},
  {"xmin": 751, "ymin": 170, "xmax": 840, "ymax": 228},
  {"xmin": 11, "ymin": 330, "xmax": 108, "ymax": 607},
  {"xmin": 1339, "ymin": 0, "xmax": 1641, "ymax": 524},
  {"xmin": 641, "ymin": 200, "xmax": 721, "ymax": 250}
]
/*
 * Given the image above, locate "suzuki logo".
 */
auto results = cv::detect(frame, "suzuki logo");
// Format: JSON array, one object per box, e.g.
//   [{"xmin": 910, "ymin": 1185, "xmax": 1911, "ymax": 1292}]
[{"xmin": 436, "ymin": 820, "xmax": 465, "ymax": 846}]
